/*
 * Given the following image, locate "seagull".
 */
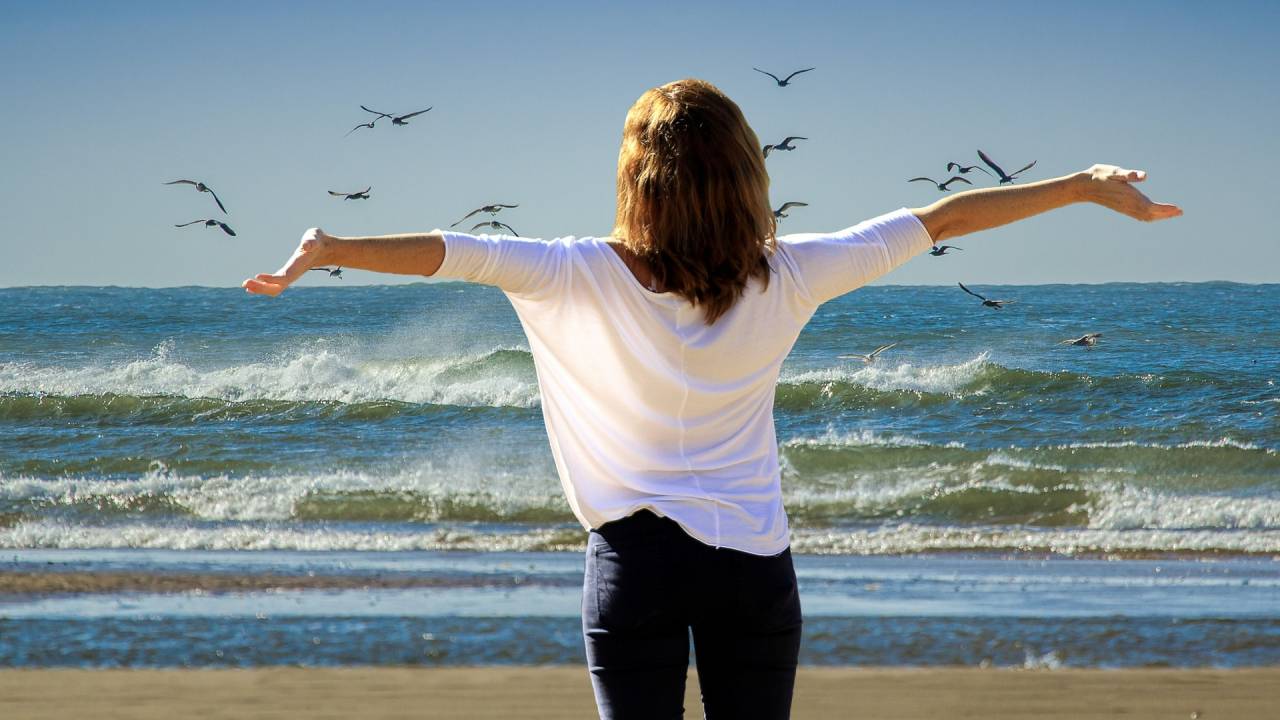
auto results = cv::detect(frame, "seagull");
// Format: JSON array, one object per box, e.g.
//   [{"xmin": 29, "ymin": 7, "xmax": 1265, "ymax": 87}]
[
  {"xmin": 958, "ymin": 282, "xmax": 1016, "ymax": 309},
  {"xmin": 393, "ymin": 108, "xmax": 431, "ymax": 125},
  {"xmin": 471, "ymin": 220, "xmax": 519, "ymax": 235},
  {"xmin": 450, "ymin": 204, "xmax": 519, "ymax": 228},
  {"xmin": 839, "ymin": 342, "xmax": 899, "ymax": 364},
  {"xmin": 1060, "ymin": 333, "xmax": 1102, "ymax": 348},
  {"xmin": 946, "ymin": 162, "xmax": 992, "ymax": 177},
  {"xmin": 753, "ymin": 67, "xmax": 815, "ymax": 86},
  {"xmin": 977, "ymin": 149, "xmax": 1037, "ymax": 184},
  {"xmin": 360, "ymin": 105, "xmax": 393, "ymax": 120},
  {"xmin": 929, "ymin": 245, "xmax": 963, "ymax": 256},
  {"xmin": 310, "ymin": 267, "xmax": 343, "ymax": 278},
  {"xmin": 909, "ymin": 176, "xmax": 973, "ymax": 191},
  {"xmin": 360, "ymin": 105, "xmax": 431, "ymax": 125},
  {"xmin": 344, "ymin": 119, "xmax": 378, "ymax": 137},
  {"xmin": 328, "ymin": 187, "xmax": 371, "ymax": 200},
  {"xmin": 164, "ymin": 179, "xmax": 227, "ymax": 214},
  {"xmin": 763, "ymin": 136, "xmax": 807, "ymax": 157},
  {"xmin": 773, "ymin": 201, "xmax": 808, "ymax": 219},
  {"xmin": 174, "ymin": 219, "xmax": 235, "ymax": 236}
]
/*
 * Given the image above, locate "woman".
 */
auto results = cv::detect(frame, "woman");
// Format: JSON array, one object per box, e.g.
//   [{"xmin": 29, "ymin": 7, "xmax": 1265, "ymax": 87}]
[{"xmin": 244, "ymin": 79, "xmax": 1180, "ymax": 719}]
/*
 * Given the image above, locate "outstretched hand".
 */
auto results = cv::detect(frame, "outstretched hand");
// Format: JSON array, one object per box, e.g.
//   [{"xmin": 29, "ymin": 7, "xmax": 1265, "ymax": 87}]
[
  {"xmin": 242, "ymin": 228, "xmax": 331, "ymax": 297},
  {"xmin": 1083, "ymin": 165, "xmax": 1182, "ymax": 221}
]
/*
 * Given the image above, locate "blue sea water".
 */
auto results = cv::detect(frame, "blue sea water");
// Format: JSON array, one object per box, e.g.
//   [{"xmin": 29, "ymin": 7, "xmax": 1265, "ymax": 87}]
[{"xmin": 1, "ymin": 282, "xmax": 1277, "ymax": 667}]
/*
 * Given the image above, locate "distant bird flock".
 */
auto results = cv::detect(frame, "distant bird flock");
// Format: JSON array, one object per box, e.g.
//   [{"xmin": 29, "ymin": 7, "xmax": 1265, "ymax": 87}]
[{"xmin": 169, "ymin": 65, "xmax": 1100, "ymax": 352}]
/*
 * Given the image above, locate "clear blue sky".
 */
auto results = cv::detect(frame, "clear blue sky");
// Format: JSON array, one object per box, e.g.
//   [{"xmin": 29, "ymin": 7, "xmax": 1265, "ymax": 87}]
[{"xmin": 2, "ymin": 0, "xmax": 1277, "ymax": 286}]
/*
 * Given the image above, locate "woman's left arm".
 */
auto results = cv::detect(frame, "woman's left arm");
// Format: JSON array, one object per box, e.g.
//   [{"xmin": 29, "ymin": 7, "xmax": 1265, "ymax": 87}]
[
  {"xmin": 912, "ymin": 165, "xmax": 1182, "ymax": 244},
  {"xmin": 243, "ymin": 228, "xmax": 444, "ymax": 296}
]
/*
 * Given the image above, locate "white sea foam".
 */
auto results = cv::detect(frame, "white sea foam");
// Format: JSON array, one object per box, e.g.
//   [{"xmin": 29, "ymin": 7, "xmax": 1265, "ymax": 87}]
[
  {"xmin": 0, "ymin": 459, "xmax": 563, "ymax": 523},
  {"xmin": 781, "ymin": 427, "xmax": 963, "ymax": 450},
  {"xmin": 4, "ymin": 519, "xmax": 1280, "ymax": 555},
  {"xmin": 0, "ymin": 520, "xmax": 578, "ymax": 552},
  {"xmin": 1089, "ymin": 484, "xmax": 1280, "ymax": 531},
  {"xmin": 781, "ymin": 353, "xmax": 991, "ymax": 396},
  {"xmin": 788, "ymin": 524, "xmax": 1280, "ymax": 556},
  {"xmin": 0, "ymin": 342, "xmax": 540, "ymax": 408}
]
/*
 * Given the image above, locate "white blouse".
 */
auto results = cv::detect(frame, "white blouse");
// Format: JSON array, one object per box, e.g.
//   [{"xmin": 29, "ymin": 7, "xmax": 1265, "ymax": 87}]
[{"xmin": 435, "ymin": 208, "xmax": 934, "ymax": 555}]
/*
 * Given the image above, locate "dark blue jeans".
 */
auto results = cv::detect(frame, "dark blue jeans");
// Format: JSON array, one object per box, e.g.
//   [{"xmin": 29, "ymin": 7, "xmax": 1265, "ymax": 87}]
[{"xmin": 582, "ymin": 510, "xmax": 803, "ymax": 719}]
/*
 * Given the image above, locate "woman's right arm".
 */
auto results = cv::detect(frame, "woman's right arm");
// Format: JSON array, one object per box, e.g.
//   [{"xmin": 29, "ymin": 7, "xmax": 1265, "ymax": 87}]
[
  {"xmin": 912, "ymin": 164, "xmax": 1182, "ymax": 243},
  {"xmin": 243, "ymin": 229, "xmax": 444, "ymax": 296}
]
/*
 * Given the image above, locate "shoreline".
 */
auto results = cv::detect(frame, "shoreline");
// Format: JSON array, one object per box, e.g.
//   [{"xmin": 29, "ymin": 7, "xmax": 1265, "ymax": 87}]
[
  {"xmin": 1, "ymin": 667, "xmax": 1276, "ymax": 719},
  {"xmin": 4, "ymin": 550, "xmax": 1278, "ymax": 596}
]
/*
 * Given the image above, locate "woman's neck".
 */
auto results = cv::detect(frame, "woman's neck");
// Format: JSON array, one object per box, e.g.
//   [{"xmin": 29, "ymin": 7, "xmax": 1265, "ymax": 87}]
[{"xmin": 607, "ymin": 241, "xmax": 665, "ymax": 293}]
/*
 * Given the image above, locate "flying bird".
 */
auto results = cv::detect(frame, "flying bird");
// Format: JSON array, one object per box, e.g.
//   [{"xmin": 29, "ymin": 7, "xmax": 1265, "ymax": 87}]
[
  {"xmin": 1060, "ymin": 333, "xmax": 1102, "ymax": 348},
  {"xmin": 929, "ymin": 245, "xmax": 963, "ymax": 256},
  {"xmin": 909, "ymin": 176, "xmax": 973, "ymax": 192},
  {"xmin": 763, "ymin": 136, "xmax": 807, "ymax": 157},
  {"xmin": 345, "ymin": 119, "xmax": 377, "ymax": 137},
  {"xmin": 310, "ymin": 267, "xmax": 343, "ymax": 278},
  {"xmin": 753, "ymin": 67, "xmax": 815, "ymax": 86},
  {"xmin": 946, "ymin": 162, "xmax": 992, "ymax": 177},
  {"xmin": 174, "ymin": 219, "xmax": 236, "ymax": 236},
  {"xmin": 977, "ymin": 149, "xmax": 1037, "ymax": 184},
  {"xmin": 839, "ymin": 342, "xmax": 899, "ymax": 364},
  {"xmin": 958, "ymin": 282, "xmax": 1016, "ymax": 309},
  {"xmin": 451, "ymin": 204, "xmax": 519, "ymax": 228},
  {"xmin": 773, "ymin": 201, "xmax": 808, "ymax": 219},
  {"xmin": 360, "ymin": 105, "xmax": 393, "ymax": 120},
  {"xmin": 329, "ymin": 187, "xmax": 371, "ymax": 200},
  {"xmin": 164, "ymin": 179, "xmax": 227, "ymax": 214},
  {"xmin": 471, "ymin": 220, "xmax": 519, "ymax": 235},
  {"xmin": 360, "ymin": 105, "xmax": 431, "ymax": 125},
  {"xmin": 393, "ymin": 108, "xmax": 431, "ymax": 125}
]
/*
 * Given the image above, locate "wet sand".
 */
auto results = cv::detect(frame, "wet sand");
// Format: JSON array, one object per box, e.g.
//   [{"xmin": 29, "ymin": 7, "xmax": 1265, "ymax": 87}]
[{"xmin": 1, "ymin": 667, "xmax": 1275, "ymax": 719}]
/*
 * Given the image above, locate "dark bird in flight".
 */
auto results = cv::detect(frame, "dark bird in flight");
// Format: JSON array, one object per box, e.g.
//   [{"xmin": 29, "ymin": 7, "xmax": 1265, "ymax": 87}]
[
  {"xmin": 958, "ymin": 282, "xmax": 1016, "ymax": 309},
  {"xmin": 329, "ymin": 187, "xmax": 371, "ymax": 200},
  {"xmin": 946, "ymin": 162, "xmax": 992, "ymax": 177},
  {"xmin": 471, "ymin": 220, "xmax": 519, "ymax": 235},
  {"xmin": 753, "ymin": 67, "xmax": 815, "ymax": 86},
  {"xmin": 451, "ymin": 204, "xmax": 519, "ymax": 228},
  {"xmin": 839, "ymin": 342, "xmax": 899, "ymax": 364},
  {"xmin": 345, "ymin": 119, "xmax": 378, "ymax": 137},
  {"xmin": 164, "ymin": 179, "xmax": 227, "ymax": 214},
  {"xmin": 763, "ymin": 136, "xmax": 807, "ymax": 157},
  {"xmin": 977, "ymin": 149, "xmax": 1037, "ymax": 184},
  {"xmin": 391, "ymin": 106, "xmax": 432, "ymax": 122},
  {"xmin": 773, "ymin": 201, "xmax": 808, "ymax": 219},
  {"xmin": 360, "ymin": 105, "xmax": 432, "ymax": 125},
  {"xmin": 310, "ymin": 267, "xmax": 344, "ymax": 278},
  {"xmin": 909, "ymin": 176, "xmax": 973, "ymax": 192},
  {"xmin": 1060, "ymin": 333, "xmax": 1102, "ymax": 348},
  {"xmin": 929, "ymin": 245, "xmax": 963, "ymax": 256},
  {"xmin": 174, "ymin": 219, "xmax": 236, "ymax": 236},
  {"xmin": 360, "ymin": 105, "xmax": 393, "ymax": 120}
]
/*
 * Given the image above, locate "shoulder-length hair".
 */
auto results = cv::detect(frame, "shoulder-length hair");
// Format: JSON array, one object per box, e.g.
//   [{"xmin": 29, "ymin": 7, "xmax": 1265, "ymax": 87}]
[{"xmin": 612, "ymin": 79, "xmax": 776, "ymax": 324}]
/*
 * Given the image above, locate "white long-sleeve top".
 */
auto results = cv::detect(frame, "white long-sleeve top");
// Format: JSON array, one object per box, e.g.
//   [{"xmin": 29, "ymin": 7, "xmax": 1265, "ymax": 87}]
[{"xmin": 435, "ymin": 208, "xmax": 934, "ymax": 555}]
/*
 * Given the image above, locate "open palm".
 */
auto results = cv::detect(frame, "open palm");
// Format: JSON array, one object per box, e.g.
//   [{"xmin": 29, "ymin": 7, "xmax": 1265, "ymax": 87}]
[
  {"xmin": 1085, "ymin": 165, "xmax": 1182, "ymax": 221},
  {"xmin": 242, "ymin": 228, "xmax": 330, "ymax": 296}
]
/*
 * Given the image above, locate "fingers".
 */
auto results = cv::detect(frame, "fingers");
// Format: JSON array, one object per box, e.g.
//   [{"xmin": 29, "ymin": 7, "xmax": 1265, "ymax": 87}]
[
  {"xmin": 1146, "ymin": 202, "xmax": 1183, "ymax": 220},
  {"xmin": 242, "ymin": 278, "xmax": 286, "ymax": 296},
  {"xmin": 242, "ymin": 227, "xmax": 331, "ymax": 297},
  {"xmin": 1107, "ymin": 168, "xmax": 1146, "ymax": 183}
]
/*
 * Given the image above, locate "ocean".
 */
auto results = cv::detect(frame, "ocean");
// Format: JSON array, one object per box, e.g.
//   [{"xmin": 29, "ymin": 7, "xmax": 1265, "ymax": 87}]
[{"xmin": 1, "ymin": 282, "xmax": 1277, "ymax": 667}]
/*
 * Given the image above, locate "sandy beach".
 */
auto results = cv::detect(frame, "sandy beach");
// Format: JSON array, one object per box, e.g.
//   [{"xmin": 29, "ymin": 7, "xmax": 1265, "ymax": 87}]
[{"xmin": 0, "ymin": 667, "xmax": 1275, "ymax": 719}]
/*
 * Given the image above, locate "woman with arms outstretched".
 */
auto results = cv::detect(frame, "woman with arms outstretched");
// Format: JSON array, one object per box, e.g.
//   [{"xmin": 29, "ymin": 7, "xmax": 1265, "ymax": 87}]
[{"xmin": 244, "ymin": 79, "xmax": 1179, "ymax": 719}]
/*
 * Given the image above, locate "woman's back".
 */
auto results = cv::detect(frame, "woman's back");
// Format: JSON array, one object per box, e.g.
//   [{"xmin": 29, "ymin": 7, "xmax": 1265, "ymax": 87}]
[{"xmin": 434, "ymin": 208, "xmax": 933, "ymax": 553}]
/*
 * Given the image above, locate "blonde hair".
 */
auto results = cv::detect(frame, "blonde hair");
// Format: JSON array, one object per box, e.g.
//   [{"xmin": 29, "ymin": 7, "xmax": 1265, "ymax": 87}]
[{"xmin": 612, "ymin": 79, "xmax": 776, "ymax": 324}]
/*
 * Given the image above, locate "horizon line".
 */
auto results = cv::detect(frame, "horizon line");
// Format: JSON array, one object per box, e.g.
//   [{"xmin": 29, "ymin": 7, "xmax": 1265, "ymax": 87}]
[{"xmin": 1, "ymin": 279, "xmax": 1275, "ymax": 290}]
